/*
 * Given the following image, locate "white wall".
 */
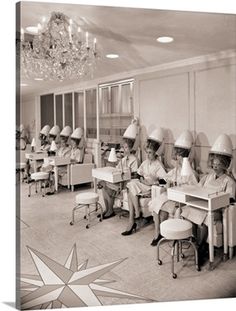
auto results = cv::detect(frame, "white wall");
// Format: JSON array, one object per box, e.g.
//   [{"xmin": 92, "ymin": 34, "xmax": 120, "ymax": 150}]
[{"xmin": 134, "ymin": 55, "xmax": 236, "ymax": 174}]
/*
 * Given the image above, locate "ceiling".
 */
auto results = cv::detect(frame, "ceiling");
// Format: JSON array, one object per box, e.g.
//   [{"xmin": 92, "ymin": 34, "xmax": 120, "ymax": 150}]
[{"xmin": 19, "ymin": 2, "xmax": 236, "ymax": 98}]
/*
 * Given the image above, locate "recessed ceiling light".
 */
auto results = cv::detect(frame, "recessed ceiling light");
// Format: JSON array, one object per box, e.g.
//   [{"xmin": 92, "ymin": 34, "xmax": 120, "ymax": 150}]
[
  {"xmin": 157, "ymin": 36, "xmax": 174, "ymax": 43},
  {"xmin": 26, "ymin": 26, "xmax": 38, "ymax": 34},
  {"xmin": 106, "ymin": 54, "xmax": 119, "ymax": 59},
  {"xmin": 21, "ymin": 83, "xmax": 28, "ymax": 86},
  {"xmin": 34, "ymin": 78, "xmax": 44, "ymax": 81}
]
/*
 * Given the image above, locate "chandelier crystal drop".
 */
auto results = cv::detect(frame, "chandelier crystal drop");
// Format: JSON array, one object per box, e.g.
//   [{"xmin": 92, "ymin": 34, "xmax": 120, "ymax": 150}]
[{"xmin": 20, "ymin": 12, "xmax": 99, "ymax": 81}]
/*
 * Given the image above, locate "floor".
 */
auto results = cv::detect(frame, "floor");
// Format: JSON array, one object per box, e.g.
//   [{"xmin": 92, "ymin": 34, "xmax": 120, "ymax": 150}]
[{"xmin": 18, "ymin": 180, "xmax": 236, "ymax": 309}]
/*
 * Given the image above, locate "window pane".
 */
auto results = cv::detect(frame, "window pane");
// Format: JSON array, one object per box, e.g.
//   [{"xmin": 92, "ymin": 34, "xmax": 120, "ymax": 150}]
[
  {"xmin": 100, "ymin": 87, "xmax": 109, "ymax": 114},
  {"xmin": 86, "ymin": 89, "xmax": 97, "ymax": 139},
  {"xmin": 40, "ymin": 94, "xmax": 54, "ymax": 128},
  {"xmin": 74, "ymin": 92, "xmax": 84, "ymax": 128},
  {"xmin": 121, "ymin": 84, "xmax": 133, "ymax": 114},
  {"xmin": 64, "ymin": 93, "xmax": 72, "ymax": 128},
  {"xmin": 111, "ymin": 85, "xmax": 119, "ymax": 113},
  {"xmin": 55, "ymin": 94, "xmax": 63, "ymax": 129}
]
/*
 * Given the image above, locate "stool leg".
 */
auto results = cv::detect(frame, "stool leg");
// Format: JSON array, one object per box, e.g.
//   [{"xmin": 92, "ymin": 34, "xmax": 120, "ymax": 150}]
[
  {"xmin": 157, "ymin": 237, "xmax": 166, "ymax": 265},
  {"xmin": 70, "ymin": 204, "xmax": 78, "ymax": 225},
  {"xmin": 28, "ymin": 182, "xmax": 32, "ymax": 197},
  {"xmin": 85, "ymin": 205, "xmax": 90, "ymax": 229},
  {"xmin": 35, "ymin": 181, "xmax": 38, "ymax": 193},
  {"xmin": 177, "ymin": 241, "xmax": 180, "ymax": 262},
  {"xmin": 171, "ymin": 241, "xmax": 177, "ymax": 279},
  {"xmin": 189, "ymin": 240, "xmax": 200, "ymax": 271},
  {"xmin": 42, "ymin": 180, "xmax": 46, "ymax": 197},
  {"xmin": 181, "ymin": 241, "xmax": 183, "ymax": 258},
  {"xmin": 97, "ymin": 202, "xmax": 103, "ymax": 222}
]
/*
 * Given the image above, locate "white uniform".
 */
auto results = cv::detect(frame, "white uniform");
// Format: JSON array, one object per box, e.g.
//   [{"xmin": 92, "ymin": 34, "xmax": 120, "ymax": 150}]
[
  {"xmin": 56, "ymin": 145, "xmax": 71, "ymax": 158},
  {"xmin": 70, "ymin": 147, "xmax": 83, "ymax": 163},
  {"xmin": 149, "ymin": 165, "xmax": 198, "ymax": 216},
  {"xmin": 181, "ymin": 172, "xmax": 236, "ymax": 225},
  {"xmin": 127, "ymin": 158, "xmax": 166, "ymax": 196},
  {"xmin": 116, "ymin": 154, "xmax": 139, "ymax": 172}
]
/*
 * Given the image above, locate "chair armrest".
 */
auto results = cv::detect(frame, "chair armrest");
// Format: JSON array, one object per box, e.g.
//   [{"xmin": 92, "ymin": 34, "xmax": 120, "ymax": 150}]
[
  {"xmin": 151, "ymin": 185, "xmax": 166, "ymax": 200},
  {"xmin": 70, "ymin": 163, "xmax": 95, "ymax": 185}
]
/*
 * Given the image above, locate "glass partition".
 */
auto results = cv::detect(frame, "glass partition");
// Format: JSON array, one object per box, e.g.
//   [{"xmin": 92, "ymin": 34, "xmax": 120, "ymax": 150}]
[
  {"xmin": 40, "ymin": 94, "xmax": 54, "ymax": 128},
  {"xmin": 55, "ymin": 94, "xmax": 63, "ymax": 129},
  {"xmin": 86, "ymin": 88, "xmax": 97, "ymax": 139},
  {"xmin": 64, "ymin": 93, "xmax": 73, "ymax": 128},
  {"xmin": 74, "ymin": 92, "xmax": 84, "ymax": 129}
]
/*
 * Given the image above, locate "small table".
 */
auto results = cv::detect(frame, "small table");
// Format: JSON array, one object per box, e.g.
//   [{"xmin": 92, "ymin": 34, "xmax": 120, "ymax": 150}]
[
  {"xmin": 167, "ymin": 185, "xmax": 230, "ymax": 270},
  {"xmin": 25, "ymin": 152, "xmax": 48, "ymax": 172},
  {"xmin": 92, "ymin": 167, "xmax": 131, "ymax": 191},
  {"xmin": 48, "ymin": 157, "xmax": 71, "ymax": 192}
]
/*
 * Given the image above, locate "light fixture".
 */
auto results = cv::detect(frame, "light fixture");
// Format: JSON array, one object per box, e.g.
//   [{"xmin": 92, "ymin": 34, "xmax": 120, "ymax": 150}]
[
  {"xmin": 50, "ymin": 140, "xmax": 57, "ymax": 152},
  {"xmin": 34, "ymin": 78, "xmax": 44, "ymax": 81},
  {"xmin": 25, "ymin": 26, "xmax": 39, "ymax": 34},
  {"xmin": 20, "ymin": 12, "xmax": 99, "ymax": 81},
  {"xmin": 31, "ymin": 138, "xmax": 36, "ymax": 152},
  {"xmin": 108, "ymin": 148, "xmax": 118, "ymax": 163},
  {"xmin": 157, "ymin": 36, "xmax": 174, "ymax": 43},
  {"xmin": 106, "ymin": 54, "xmax": 119, "ymax": 59},
  {"xmin": 21, "ymin": 83, "xmax": 28, "ymax": 86}
]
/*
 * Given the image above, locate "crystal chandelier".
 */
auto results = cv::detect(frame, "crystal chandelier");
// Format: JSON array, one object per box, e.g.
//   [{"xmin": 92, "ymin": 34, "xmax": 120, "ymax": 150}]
[{"xmin": 20, "ymin": 12, "xmax": 99, "ymax": 81}]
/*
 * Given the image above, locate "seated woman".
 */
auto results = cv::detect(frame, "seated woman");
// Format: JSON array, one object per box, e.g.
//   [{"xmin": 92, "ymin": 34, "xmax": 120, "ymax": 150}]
[
  {"xmin": 47, "ymin": 125, "xmax": 61, "ymax": 156},
  {"xmin": 70, "ymin": 128, "xmax": 85, "ymax": 163},
  {"xmin": 149, "ymin": 130, "xmax": 198, "ymax": 246},
  {"xmin": 121, "ymin": 135, "xmax": 166, "ymax": 236},
  {"xmin": 42, "ymin": 125, "xmax": 72, "ymax": 194},
  {"xmin": 56, "ymin": 126, "xmax": 72, "ymax": 157},
  {"xmin": 100, "ymin": 137, "xmax": 139, "ymax": 219},
  {"xmin": 181, "ymin": 134, "xmax": 236, "ymax": 261},
  {"xmin": 39, "ymin": 125, "xmax": 51, "ymax": 152}
]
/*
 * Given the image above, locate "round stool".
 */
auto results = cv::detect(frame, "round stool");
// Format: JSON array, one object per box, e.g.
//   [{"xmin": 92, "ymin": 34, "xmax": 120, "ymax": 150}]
[
  {"xmin": 70, "ymin": 192, "xmax": 103, "ymax": 228},
  {"xmin": 28, "ymin": 172, "xmax": 49, "ymax": 197},
  {"xmin": 157, "ymin": 219, "xmax": 199, "ymax": 279}
]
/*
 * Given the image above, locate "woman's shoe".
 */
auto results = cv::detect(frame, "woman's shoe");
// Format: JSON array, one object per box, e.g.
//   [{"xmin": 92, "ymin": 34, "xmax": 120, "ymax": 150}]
[
  {"xmin": 97, "ymin": 212, "xmax": 106, "ymax": 218},
  {"xmin": 150, "ymin": 235, "xmax": 162, "ymax": 246},
  {"xmin": 103, "ymin": 212, "xmax": 116, "ymax": 219},
  {"xmin": 121, "ymin": 223, "xmax": 137, "ymax": 236}
]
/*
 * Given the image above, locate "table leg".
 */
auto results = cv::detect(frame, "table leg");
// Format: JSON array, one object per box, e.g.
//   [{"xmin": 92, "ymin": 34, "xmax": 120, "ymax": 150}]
[
  {"xmin": 222, "ymin": 206, "xmax": 229, "ymax": 261},
  {"xmin": 54, "ymin": 166, "xmax": 58, "ymax": 192},
  {"xmin": 33, "ymin": 160, "xmax": 37, "ymax": 173},
  {"xmin": 93, "ymin": 177, "xmax": 97, "ymax": 192},
  {"xmin": 208, "ymin": 210, "xmax": 214, "ymax": 269}
]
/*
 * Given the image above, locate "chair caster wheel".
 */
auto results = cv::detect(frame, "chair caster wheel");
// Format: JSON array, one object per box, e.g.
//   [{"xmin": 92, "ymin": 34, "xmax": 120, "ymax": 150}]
[
  {"xmin": 84, "ymin": 215, "xmax": 86, "ymax": 219},
  {"xmin": 99, "ymin": 218, "xmax": 102, "ymax": 222},
  {"xmin": 28, "ymin": 194, "xmax": 30, "ymax": 197},
  {"xmin": 157, "ymin": 260, "xmax": 162, "ymax": 265},
  {"xmin": 70, "ymin": 221, "xmax": 74, "ymax": 226},
  {"xmin": 196, "ymin": 266, "xmax": 201, "ymax": 272},
  {"xmin": 36, "ymin": 191, "xmax": 38, "ymax": 193},
  {"xmin": 172, "ymin": 273, "xmax": 177, "ymax": 279},
  {"xmin": 180, "ymin": 254, "xmax": 185, "ymax": 259},
  {"xmin": 86, "ymin": 225, "xmax": 89, "ymax": 229}
]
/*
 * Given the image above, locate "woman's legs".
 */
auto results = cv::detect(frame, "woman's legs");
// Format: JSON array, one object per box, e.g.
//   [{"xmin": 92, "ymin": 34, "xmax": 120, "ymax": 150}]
[
  {"xmin": 153, "ymin": 210, "xmax": 169, "ymax": 237},
  {"xmin": 128, "ymin": 192, "xmax": 141, "ymax": 219},
  {"xmin": 102, "ymin": 186, "xmax": 115, "ymax": 216}
]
